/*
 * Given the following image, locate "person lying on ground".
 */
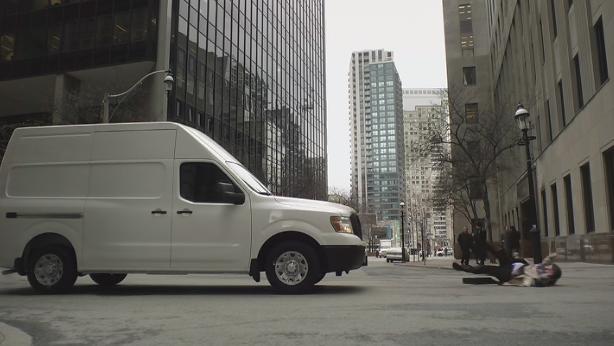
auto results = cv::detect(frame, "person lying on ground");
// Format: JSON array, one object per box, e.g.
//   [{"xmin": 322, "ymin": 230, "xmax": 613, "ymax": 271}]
[{"xmin": 452, "ymin": 243, "xmax": 561, "ymax": 287}]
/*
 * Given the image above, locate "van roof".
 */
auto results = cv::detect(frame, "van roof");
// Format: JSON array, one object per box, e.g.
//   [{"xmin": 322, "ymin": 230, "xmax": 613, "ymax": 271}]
[
  {"xmin": 10, "ymin": 122, "xmax": 240, "ymax": 163},
  {"xmin": 13, "ymin": 122, "xmax": 185, "ymax": 135}
]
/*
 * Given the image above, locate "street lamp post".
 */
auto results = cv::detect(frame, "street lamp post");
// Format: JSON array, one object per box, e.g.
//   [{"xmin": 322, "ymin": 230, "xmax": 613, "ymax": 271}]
[
  {"xmin": 102, "ymin": 69, "xmax": 174, "ymax": 123},
  {"xmin": 400, "ymin": 201, "xmax": 406, "ymax": 262},
  {"xmin": 515, "ymin": 104, "xmax": 543, "ymax": 264},
  {"xmin": 421, "ymin": 216, "xmax": 426, "ymax": 263}
]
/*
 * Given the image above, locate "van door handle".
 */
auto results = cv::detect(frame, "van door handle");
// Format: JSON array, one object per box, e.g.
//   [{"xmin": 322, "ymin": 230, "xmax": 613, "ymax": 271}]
[
  {"xmin": 151, "ymin": 209, "xmax": 167, "ymax": 215},
  {"xmin": 177, "ymin": 209, "xmax": 193, "ymax": 215}
]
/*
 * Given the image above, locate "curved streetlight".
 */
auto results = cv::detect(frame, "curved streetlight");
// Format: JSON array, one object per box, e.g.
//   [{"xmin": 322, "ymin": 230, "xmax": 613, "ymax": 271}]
[
  {"xmin": 102, "ymin": 69, "xmax": 174, "ymax": 123},
  {"xmin": 515, "ymin": 104, "xmax": 542, "ymax": 263}
]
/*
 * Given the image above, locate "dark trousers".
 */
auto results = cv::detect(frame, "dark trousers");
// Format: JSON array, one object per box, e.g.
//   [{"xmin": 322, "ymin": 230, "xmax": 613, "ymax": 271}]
[
  {"xmin": 460, "ymin": 248, "xmax": 471, "ymax": 265},
  {"xmin": 461, "ymin": 244, "xmax": 515, "ymax": 283}
]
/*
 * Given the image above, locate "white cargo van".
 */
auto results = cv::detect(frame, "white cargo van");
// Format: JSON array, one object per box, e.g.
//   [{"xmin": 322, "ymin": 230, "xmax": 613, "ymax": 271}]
[{"xmin": 0, "ymin": 122, "xmax": 365, "ymax": 293}]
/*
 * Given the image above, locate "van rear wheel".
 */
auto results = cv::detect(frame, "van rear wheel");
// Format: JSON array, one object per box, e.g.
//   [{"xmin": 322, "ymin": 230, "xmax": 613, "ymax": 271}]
[
  {"xmin": 27, "ymin": 246, "xmax": 77, "ymax": 294},
  {"xmin": 265, "ymin": 241, "xmax": 321, "ymax": 294},
  {"xmin": 90, "ymin": 273, "xmax": 127, "ymax": 287}
]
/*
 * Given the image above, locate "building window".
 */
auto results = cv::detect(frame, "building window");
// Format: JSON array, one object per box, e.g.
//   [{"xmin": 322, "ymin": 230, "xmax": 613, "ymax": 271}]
[
  {"xmin": 557, "ymin": 80, "xmax": 566, "ymax": 127},
  {"xmin": 604, "ymin": 146, "xmax": 614, "ymax": 232},
  {"xmin": 541, "ymin": 189, "xmax": 549, "ymax": 237},
  {"xmin": 459, "ymin": 3, "xmax": 474, "ymax": 56},
  {"xmin": 113, "ymin": 12, "xmax": 130, "ymax": 45},
  {"xmin": 539, "ymin": 20, "xmax": 546, "ymax": 64},
  {"xmin": 580, "ymin": 163, "xmax": 595, "ymax": 233},
  {"xmin": 465, "ymin": 103, "xmax": 478, "ymax": 123},
  {"xmin": 593, "ymin": 17, "xmax": 609, "ymax": 85},
  {"xmin": 551, "ymin": 183, "xmax": 560, "ymax": 236},
  {"xmin": 564, "ymin": 174, "xmax": 575, "ymax": 235},
  {"xmin": 0, "ymin": 34, "xmax": 15, "ymax": 61},
  {"xmin": 572, "ymin": 54, "xmax": 584, "ymax": 109},
  {"xmin": 463, "ymin": 66, "xmax": 476, "ymax": 85},
  {"xmin": 550, "ymin": 0, "xmax": 558, "ymax": 39},
  {"xmin": 545, "ymin": 100, "xmax": 554, "ymax": 142}
]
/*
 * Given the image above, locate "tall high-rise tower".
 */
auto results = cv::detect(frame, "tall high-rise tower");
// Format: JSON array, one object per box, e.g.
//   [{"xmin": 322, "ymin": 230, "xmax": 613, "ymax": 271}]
[{"xmin": 349, "ymin": 49, "xmax": 405, "ymax": 221}]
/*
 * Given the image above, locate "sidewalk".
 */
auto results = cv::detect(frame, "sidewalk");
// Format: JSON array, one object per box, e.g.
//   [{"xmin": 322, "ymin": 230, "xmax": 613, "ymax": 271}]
[
  {"xmin": 396, "ymin": 256, "xmax": 456, "ymax": 270},
  {"xmin": 394, "ymin": 256, "xmax": 614, "ymax": 271},
  {"xmin": 0, "ymin": 322, "xmax": 31, "ymax": 346}
]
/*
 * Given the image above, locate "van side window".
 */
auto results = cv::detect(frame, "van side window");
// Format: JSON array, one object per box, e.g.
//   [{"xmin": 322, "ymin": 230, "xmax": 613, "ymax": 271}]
[{"xmin": 180, "ymin": 163, "xmax": 238, "ymax": 203}]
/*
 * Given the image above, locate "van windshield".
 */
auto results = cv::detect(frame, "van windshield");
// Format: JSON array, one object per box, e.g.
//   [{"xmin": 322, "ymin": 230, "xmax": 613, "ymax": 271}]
[{"xmin": 227, "ymin": 162, "xmax": 271, "ymax": 195}]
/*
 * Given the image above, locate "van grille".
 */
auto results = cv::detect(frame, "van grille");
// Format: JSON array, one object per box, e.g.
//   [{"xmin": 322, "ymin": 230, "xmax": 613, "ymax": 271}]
[{"xmin": 350, "ymin": 213, "xmax": 362, "ymax": 239}]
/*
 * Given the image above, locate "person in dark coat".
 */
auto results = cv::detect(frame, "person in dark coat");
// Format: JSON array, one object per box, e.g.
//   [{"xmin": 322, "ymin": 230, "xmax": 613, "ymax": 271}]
[
  {"xmin": 473, "ymin": 226, "xmax": 487, "ymax": 265},
  {"xmin": 503, "ymin": 226, "xmax": 512, "ymax": 255},
  {"xmin": 457, "ymin": 227, "xmax": 473, "ymax": 265},
  {"xmin": 509, "ymin": 225, "xmax": 521, "ymax": 255}
]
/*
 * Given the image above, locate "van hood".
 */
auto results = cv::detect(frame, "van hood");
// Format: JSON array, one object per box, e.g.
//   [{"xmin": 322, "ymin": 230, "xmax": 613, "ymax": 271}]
[{"xmin": 274, "ymin": 196, "xmax": 355, "ymax": 215}]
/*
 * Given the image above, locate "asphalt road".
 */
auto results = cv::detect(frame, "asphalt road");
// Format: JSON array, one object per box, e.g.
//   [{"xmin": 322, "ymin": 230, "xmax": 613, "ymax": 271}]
[{"xmin": 1, "ymin": 257, "xmax": 613, "ymax": 345}]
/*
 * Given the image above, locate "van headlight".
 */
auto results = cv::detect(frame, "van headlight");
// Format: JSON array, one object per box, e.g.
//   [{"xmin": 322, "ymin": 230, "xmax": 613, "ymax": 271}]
[{"xmin": 330, "ymin": 216, "xmax": 353, "ymax": 234}]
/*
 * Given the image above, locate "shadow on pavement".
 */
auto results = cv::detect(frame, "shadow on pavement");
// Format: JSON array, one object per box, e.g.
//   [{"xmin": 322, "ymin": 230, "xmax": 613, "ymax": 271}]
[{"xmin": 1, "ymin": 284, "xmax": 368, "ymax": 296}]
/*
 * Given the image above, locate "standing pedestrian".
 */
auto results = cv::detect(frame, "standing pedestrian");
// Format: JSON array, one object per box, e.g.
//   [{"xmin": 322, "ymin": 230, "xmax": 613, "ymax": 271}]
[
  {"xmin": 473, "ymin": 226, "xmax": 487, "ymax": 265},
  {"xmin": 509, "ymin": 225, "xmax": 521, "ymax": 256},
  {"xmin": 457, "ymin": 227, "xmax": 473, "ymax": 265},
  {"xmin": 503, "ymin": 226, "xmax": 512, "ymax": 255}
]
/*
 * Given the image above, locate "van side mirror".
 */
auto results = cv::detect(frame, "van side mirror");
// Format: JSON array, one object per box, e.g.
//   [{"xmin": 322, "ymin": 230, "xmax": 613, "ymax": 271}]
[{"xmin": 216, "ymin": 182, "xmax": 245, "ymax": 205}]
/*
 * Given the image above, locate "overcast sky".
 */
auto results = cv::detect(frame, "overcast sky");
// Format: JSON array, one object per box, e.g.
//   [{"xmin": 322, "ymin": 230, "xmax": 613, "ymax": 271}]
[{"xmin": 325, "ymin": 0, "xmax": 448, "ymax": 193}]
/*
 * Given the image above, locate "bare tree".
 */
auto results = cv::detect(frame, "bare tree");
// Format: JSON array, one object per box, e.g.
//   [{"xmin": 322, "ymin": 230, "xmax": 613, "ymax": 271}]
[
  {"xmin": 328, "ymin": 186, "xmax": 359, "ymax": 211},
  {"xmin": 422, "ymin": 89, "xmax": 519, "ymax": 242}
]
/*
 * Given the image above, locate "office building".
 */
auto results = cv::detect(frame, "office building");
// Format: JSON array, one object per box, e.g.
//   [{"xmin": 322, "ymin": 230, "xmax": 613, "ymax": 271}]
[
  {"xmin": 0, "ymin": 0, "xmax": 327, "ymax": 199},
  {"xmin": 444, "ymin": 0, "xmax": 614, "ymax": 263},
  {"xmin": 402, "ymin": 88, "xmax": 452, "ymax": 249}
]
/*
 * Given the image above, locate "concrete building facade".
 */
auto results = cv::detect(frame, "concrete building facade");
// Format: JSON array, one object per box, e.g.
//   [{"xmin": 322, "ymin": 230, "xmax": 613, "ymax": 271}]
[
  {"xmin": 349, "ymin": 49, "xmax": 405, "ymax": 221},
  {"xmin": 443, "ymin": 0, "xmax": 498, "ymax": 251},
  {"xmin": 444, "ymin": 0, "xmax": 614, "ymax": 263},
  {"xmin": 402, "ymin": 88, "xmax": 453, "ymax": 250},
  {"xmin": 0, "ymin": 0, "xmax": 327, "ymax": 200}
]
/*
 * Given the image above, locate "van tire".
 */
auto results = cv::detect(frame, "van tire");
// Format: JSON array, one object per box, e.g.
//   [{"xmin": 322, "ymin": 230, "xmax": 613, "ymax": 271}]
[
  {"xmin": 90, "ymin": 273, "xmax": 127, "ymax": 287},
  {"xmin": 265, "ymin": 241, "xmax": 321, "ymax": 294},
  {"xmin": 27, "ymin": 246, "xmax": 77, "ymax": 294}
]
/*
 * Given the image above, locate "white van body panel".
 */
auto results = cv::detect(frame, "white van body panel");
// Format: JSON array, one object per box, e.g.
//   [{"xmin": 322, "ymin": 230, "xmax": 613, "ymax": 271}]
[
  {"xmin": 170, "ymin": 159, "xmax": 252, "ymax": 272},
  {"xmin": 81, "ymin": 129, "xmax": 176, "ymax": 271},
  {"xmin": 0, "ymin": 122, "xmax": 364, "ymax": 279},
  {"xmin": 249, "ymin": 196, "xmax": 364, "ymax": 257},
  {"xmin": 0, "ymin": 129, "xmax": 91, "ymax": 268}
]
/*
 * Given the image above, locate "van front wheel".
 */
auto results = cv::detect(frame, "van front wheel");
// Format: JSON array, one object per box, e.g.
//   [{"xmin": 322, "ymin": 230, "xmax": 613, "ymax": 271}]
[
  {"xmin": 27, "ymin": 247, "xmax": 77, "ymax": 294},
  {"xmin": 265, "ymin": 241, "xmax": 321, "ymax": 294},
  {"xmin": 90, "ymin": 273, "xmax": 127, "ymax": 287}
]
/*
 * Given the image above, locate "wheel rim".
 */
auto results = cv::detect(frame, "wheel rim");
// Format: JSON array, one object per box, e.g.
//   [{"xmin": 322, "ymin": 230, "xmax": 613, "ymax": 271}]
[
  {"xmin": 274, "ymin": 251, "xmax": 309, "ymax": 286},
  {"xmin": 34, "ymin": 254, "xmax": 64, "ymax": 287}
]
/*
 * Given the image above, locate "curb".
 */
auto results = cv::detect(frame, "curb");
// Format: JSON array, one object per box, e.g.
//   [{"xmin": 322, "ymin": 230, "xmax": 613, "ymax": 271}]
[
  {"xmin": 396, "ymin": 262, "xmax": 455, "ymax": 271},
  {"xmin": 0, "ymin": 322, "xmax": 31, "ymax": 346}
]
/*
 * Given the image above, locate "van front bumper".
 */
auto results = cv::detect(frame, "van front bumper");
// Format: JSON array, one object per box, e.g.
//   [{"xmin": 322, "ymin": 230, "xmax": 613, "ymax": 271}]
[{"xmin": 322, "ymin": 245, "xmax": 366, "ymax": 273}]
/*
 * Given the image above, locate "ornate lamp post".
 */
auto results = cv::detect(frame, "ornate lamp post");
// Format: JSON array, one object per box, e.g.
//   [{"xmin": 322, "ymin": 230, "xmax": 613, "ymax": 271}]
[{"xmin": 514, "ymin": 104, "xmax": 542, "ymax": 263}]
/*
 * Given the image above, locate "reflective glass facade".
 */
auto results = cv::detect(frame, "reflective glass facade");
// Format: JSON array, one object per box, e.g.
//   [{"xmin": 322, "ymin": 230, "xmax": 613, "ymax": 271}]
[
  {"xmin": 0, "ymin": 0, "xmax": 159, "ymax": 80},
  {"xmin": 365, "ymin": 62, "xmax": 404, "ymax": 220},
  {"xmin": 168, "ymin": 0, "xmax": 327, "ymax": 200}
]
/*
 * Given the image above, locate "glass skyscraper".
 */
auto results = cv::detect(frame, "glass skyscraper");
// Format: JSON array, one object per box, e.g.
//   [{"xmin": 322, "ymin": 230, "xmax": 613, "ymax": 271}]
[
  {"xmin": 349, "ymin": 50, "xmax": 405, "ymax": 221},
  {"xmin": 0, "ymin": 0, "xmax": 327, "ymax": 200}
]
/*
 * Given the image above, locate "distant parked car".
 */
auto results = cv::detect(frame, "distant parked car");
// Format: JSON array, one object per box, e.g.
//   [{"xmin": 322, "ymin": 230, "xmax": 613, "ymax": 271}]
[
  {"xmin": 379, "ymin": 248, "xmax": 390, "ymax": 258},
  {"xmin": 436, "ymin": 250, "xmax": 445, "ymax": 257},
  {"xmin": 386, "ymin": 248, "xmax": 409, "ymax": 262}
]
